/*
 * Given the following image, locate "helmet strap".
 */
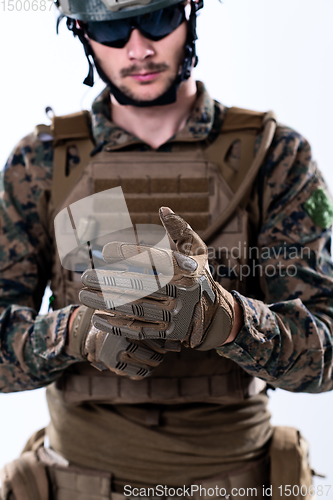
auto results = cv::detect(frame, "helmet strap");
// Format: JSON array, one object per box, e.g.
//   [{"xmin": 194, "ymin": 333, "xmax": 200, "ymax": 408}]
[
  {"xmin": 180, "ymin": 0, "xmax": 199, "ymax": 80},
  {"xmin": 66, "ymin": 17, "xmax": 95, "ymax": 87}
]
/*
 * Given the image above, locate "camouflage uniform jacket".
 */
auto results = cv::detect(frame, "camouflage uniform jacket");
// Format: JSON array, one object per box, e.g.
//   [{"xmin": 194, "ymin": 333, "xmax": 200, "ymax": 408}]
[{"xmin": 1, "ymin": 82, "xmax": 333, "ymax": 394}]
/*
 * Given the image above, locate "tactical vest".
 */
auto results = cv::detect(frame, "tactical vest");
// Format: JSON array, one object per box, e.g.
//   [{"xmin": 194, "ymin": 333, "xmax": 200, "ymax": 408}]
[{"xmin": 36, "ymin": 106, "xmax": 276, "ymax": 406}]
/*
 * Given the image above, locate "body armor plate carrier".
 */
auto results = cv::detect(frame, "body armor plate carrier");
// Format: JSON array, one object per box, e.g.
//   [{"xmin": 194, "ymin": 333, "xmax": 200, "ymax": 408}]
[{"xmin": 35, "ymin": 105, "xmax": 276, "ymax": 406}]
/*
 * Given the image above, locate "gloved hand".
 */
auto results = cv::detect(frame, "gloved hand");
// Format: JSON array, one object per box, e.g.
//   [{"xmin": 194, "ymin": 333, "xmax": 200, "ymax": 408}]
[
  {"xmin": 66, "ymin": 305, "xmax": 167, "ymax": 379},
  {"xmin": 79, "ymin": 207, "xmax": 236, "ymax": 350}
]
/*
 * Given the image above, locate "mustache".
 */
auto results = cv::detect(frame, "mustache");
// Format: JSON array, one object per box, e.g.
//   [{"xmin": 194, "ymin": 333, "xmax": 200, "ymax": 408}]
[{"xmin": 121, "ymin": 62, "xmax": 169, "ymax": 77}]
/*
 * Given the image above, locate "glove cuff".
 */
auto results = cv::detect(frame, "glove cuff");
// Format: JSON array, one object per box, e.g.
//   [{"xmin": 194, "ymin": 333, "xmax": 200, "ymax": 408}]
[
  {"xmin": 67, "ymin": 305, "xmax": 94, "ymax": 359},
  {"xmin": 197, "ymin": 288, "xmax": 235, "ymax": 351}
]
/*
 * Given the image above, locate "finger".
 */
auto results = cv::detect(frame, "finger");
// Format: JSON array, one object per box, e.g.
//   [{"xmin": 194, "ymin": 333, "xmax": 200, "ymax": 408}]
[
  {"xmin": 92, "ymin": 312, "xmax": 169, "ymax": 341},
  {"xmin": 138, "ymin": 337, "xmax": 181, "ymax": 353},
  {"xmin": 83, "ymin": 285, "xmax": 176, "ymax": 304},
  {"xmin": 121, "ymin": 340, "xmax": 165, "ymax": 367},
  {"xmin": 80, "ymin": 288, "xmax": 176, "ymax": 321},
  {"xmin": 81, "ymin": 268, "xmax": 162, "ymax": 294},
  {"xmin": 80, "ymin": 286, "xmax": 150, "ymax": 309},
  {"xmin": 159, "ymin": 207, "xmax": 206, "ymax": 257},
  {"xmin": 95, "ymin": 333, "xmax": 156, "ymax": 379},
  {"xmin": 142, "ymin": 338, "xmax": 168, "ymax": 353},
  {"xmin": 102, "ymin": 241, "xmax": 174, "ymax": 276},
  {"xmin": 163, "ymin": 339, "xmax": 182, "ymax": 352},
  {"xmin": 90, "ymin": 275, "xmax": 206, "ymax": 343}
]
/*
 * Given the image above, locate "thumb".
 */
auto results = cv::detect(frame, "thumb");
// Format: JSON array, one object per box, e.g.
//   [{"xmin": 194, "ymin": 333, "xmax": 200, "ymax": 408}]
[{"xmin": 159, "ymin": 207, "xmax": 206, "ymax": 256}]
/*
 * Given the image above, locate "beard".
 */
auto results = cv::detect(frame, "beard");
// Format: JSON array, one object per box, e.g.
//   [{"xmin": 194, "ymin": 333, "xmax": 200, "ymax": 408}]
[
  {"xmin": 117, "ymin": 62, "xmax": 178, "ymax": 103},
  {"xmin": 117, "ymin": 74, "xmax": 177, "ymax": 102}
]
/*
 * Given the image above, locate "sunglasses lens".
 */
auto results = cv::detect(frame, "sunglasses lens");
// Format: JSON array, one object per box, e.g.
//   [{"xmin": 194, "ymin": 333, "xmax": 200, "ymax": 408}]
[
  {"xmin": 138, "ymin": 5, "xmax": 185, "ymax": 41},
  {"xmin": 85, "ymin": 20, "xmax": 131, "ymax": 48},
  {"xmin": 85, "ymin": 3, "xmax": 185, "ymax": 48}
]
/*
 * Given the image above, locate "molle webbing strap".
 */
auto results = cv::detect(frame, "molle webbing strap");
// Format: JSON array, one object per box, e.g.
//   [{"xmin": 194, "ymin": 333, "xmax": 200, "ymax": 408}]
[
  {"xmin": 191, "ymin": 456, "xmax": 270, "ymax": 500},
  {"xmin": 91, "ymin": 158, "xmax": 212, "ymax": 232},
  {"xmin": 38, "ymin": 453, "xmax": 269, "ymax": 500},
  {"xmin": 47, "ymin": 466, "xmax": 112, "ymax": 500},
  {"xmin": 57, "ymin": 371, "xmax": 267, "ymax": 405},
  {"xmin": 50, "ymin": 111, "xmax": 94, "ymax": 211}
]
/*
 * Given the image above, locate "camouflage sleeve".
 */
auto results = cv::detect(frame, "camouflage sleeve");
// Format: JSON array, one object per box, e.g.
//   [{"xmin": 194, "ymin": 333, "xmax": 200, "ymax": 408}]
[
  {"xmin": 0, "ymin": 134, "xmax": 77, "ymax": 393},
  {"xmin": 216, "ymin": 126, "xmax": 333, "ymax": 393}
]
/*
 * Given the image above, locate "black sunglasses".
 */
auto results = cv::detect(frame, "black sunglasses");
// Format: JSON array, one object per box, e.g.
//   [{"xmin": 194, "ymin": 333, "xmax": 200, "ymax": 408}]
[{"xmin": 83, "ymin": 3, "xmax": 186, "ymax": 49}]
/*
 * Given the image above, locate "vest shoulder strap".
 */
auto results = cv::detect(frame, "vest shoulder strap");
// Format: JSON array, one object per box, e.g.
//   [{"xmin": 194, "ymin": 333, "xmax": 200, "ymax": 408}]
[
  {"xmin": 222, "ymin": 106, "xmax": 266, "ymax": 132},
  {"xmin": 35, "ymin": 110, "xmax": 92, "ymax": 142},
  {"xmin": 52, "ymin": 110, "xmax": 92, "ymax": 142},
  {"xmin": 38, "ymin": 111, "xmax": 94, "ymax": 211},
  {"xmin": 202, "ymin": 109, "xmax": 277, "ymax": 242},
  {"xmin": 205, "ymin": 106, "xmax": 267, "ymax": 195}
]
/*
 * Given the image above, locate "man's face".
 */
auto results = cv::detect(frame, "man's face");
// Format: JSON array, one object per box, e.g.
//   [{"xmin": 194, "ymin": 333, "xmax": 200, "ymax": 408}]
[{"xmin": 88, "ymin": 19, "xmax": 188, "ymax": 103}]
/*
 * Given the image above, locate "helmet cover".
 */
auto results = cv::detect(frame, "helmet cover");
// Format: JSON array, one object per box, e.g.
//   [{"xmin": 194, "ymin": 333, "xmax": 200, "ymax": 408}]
[{"xmin": 57, "ymin": 0, "xmax": 185, "ymax": 21}]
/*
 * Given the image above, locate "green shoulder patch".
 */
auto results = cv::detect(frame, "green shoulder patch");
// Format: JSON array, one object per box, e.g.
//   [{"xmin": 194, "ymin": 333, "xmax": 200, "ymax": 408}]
[{"xmin": 304, "ymin": 187, "xmax": 333, "ymax": 229}]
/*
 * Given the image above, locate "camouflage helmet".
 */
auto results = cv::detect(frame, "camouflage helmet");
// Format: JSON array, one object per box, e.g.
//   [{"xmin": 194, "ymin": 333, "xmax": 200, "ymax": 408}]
[{"xmin": 56, "ymin": 0, "xmax": 185, "ymax": 21}]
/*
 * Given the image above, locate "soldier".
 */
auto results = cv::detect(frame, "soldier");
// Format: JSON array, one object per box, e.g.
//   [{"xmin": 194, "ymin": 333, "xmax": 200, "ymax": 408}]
[{"xmin": 0, "ymin": 0, "xmax": 333, "ymax": 499}]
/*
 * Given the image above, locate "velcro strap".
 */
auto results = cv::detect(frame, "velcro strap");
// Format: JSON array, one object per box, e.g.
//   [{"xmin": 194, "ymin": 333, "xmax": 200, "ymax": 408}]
[
  {"xmin": 68, "ymin": 306, "xmax": 94, "ymax": 359},
  {"xmin": 196, "ymin": 305, "xmax": 233, "ymax": 351}
]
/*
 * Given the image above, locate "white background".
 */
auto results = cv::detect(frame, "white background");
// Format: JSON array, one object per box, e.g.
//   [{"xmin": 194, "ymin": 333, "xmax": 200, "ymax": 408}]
[{"xmin": 0, "ymin": 0, "xmax": 333, "ymax": 493}]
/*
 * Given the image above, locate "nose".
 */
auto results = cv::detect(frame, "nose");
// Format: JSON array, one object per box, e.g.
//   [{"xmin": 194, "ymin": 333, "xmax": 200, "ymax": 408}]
[{"xmin": 126, "ymin": 28, "xmax": 155, "ymax": 61}]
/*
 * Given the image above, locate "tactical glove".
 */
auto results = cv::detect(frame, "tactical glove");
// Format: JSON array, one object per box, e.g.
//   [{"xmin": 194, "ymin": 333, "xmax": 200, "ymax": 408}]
[
  {"xmin": 79, "ymin": 207, "xmax": 235, "ymax": 350},
  {"xmin": 67, "ymin": 305, "xmax": 167, "ymax": 379}
]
